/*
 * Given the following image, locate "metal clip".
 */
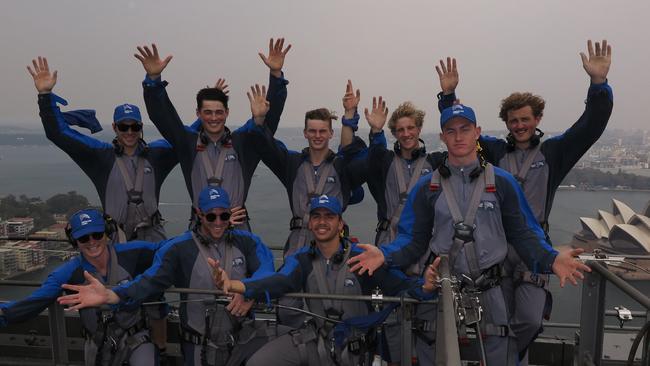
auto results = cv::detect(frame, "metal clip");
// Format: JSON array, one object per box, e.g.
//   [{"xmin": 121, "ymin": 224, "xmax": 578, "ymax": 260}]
[
  {"xmin": 614, "ymin": 306, "xmax": 632, "ymax": 328},
  {"xmin": 371, "ymin": 287, "xmax": 383, "ymax": 310}
]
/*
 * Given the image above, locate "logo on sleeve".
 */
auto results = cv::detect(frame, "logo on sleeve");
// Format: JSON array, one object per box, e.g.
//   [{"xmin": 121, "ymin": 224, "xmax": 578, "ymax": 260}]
[
  {"xmin": 344, "ymin": 278, "xmax": 355, "ymax": 287},
  {"xmin": 326, "ymin": 176, "xmax": 336, "ymax": 183},
  {"xmin": 225, "ymin": 154, "xmax": 237, "ymax": 162},
  {"xmin": 232, "ymin": 257, "xmax": 244, "ymax": 267}
]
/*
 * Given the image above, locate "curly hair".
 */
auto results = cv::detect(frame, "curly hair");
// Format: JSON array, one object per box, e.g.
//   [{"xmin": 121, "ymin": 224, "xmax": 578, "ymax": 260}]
[
  {"xmin": 387, "ymin": 102, "xmax": 425, "ymax": 133},
  {"xmin": 499, "ymin": 92, "xmax": 545, "ymax": 122},
  {"xmin": 304, "ymin": 108, "xmax": 338, "ymax": 129}
]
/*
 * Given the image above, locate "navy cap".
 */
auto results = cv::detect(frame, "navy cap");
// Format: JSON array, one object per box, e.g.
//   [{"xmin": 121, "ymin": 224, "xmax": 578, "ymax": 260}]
[
  {"xmin": 113, "ymin": 103, "xmax": 142, "ymax": 124},
  {"xmin": 69, "ymin": 209, "xmax": 106, "ymax": 239},
  {"xmin": 198, "ymin": 186, "xmax": 231, "ymax": 212},
  {"xmin": 309, "ymin": 195, "xmax": 342, "ymax": 215},
  {"xmin": 440, "ymin": 104, "xmax": 477, "ymax": 128}
]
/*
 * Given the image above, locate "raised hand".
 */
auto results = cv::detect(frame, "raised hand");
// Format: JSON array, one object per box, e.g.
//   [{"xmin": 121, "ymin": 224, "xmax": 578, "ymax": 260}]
[
  {"xmin": 552, "ymin": 248, "xmax": 591, "ymax": 287},
  {"xmin": 134, "ymin": 43, "xmax": 173, "ymax": 79},
  {"xmin": 435, "ymin": 57, "xmax": 459, "ymax": 95},
  {"xmin": 580, "ymin": 39, "xmax": 612, "ymax": 84},
  {"xmin": 229, "ymin": 206, "xmax": 247, "ymax": 226},
  {"xmin": 342, "ymin": 79, "xmax": 361, "ymax": 119},
  {"xmin": 207, "ymin": 258, "xmax": 231, "ymax": 293},
  {"xmin": 57, "ymin": 271, "xmax": 115, "ymax": 310},
  {"xmin": 226, "ymin": 293, "xmax": 254, "ymax": 317},
  {"xmin": 27, "ymin": 56, "xmax": 57, "ymax": 94},
  {"xmin": 247, "ymin": 84, "xmax": 270, "ymax": 125},
  {"xmin": 364, "ymin": 96, "xmax": 389, "ymax": 133},
  {"xmin": 422, "ymin": 257, "xmax": 442, "ymax": 293},
  {"xmin": 258, "ymin": 38, "xmax": 292, "ymax": 78},
  {"xmin": 347, "ymin": 243, "xmax": 385, "ymax": 276},
  {"xmin": 213, "ymin": 78, "xmax": 230, "ymax": 95}
]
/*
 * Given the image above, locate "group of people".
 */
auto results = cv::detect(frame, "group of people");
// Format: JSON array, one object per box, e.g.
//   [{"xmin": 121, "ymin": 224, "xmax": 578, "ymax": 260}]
[{"xmin": 0, "ymin": 37, "xmax": 613, "ymax": 366}]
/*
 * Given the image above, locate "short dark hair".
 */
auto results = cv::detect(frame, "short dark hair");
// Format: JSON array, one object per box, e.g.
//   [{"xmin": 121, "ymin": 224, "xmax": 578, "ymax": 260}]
[
  {"xmin": 304, "ymin": 108, "xmax": 337, "ymax": 129},
  {"xmin": 196, "ymin": 88, "xmax": 229, "ymax": 110},
  {"xmin": 499, "ymin": 92, "xmax": 545, "ymax": 122}
]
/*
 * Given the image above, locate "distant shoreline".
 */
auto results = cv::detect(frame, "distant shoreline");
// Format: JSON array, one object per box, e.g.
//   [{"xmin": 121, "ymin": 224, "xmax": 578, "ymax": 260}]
[{"xmin": 558, "ymin": 186, "xmax": 650, "ymax": 192}]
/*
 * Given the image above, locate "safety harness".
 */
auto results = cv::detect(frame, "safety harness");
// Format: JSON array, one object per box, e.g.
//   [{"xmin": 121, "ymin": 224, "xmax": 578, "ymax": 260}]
[
  {"xmin": 385, "ymin": 155, "xmax": 427, "ymax": 241},
  {"xmin": 83, "ymin": 246, "xmax": 150, "ymax": 366},
  {"xmin": 115, "ymin": 156, "xmax": 160, "ymax": 241}
]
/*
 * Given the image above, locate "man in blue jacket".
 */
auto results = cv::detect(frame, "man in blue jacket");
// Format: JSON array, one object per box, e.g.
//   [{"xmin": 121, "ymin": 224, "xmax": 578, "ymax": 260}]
[
  {"xmin": 435, "ymin": 39, "xmax": 613, "ymax": 363},
  {"xmin": 133, "ymin": 40, "xmax": 291, "ymax": 230},
  {"xmin": 0, "ymin": 209, "xmax": 161, "ymax": 366},
  {"xmin": 58, "ymin": 186, "xmax": 277, "ymax": 366},
  {"xmin": 347, "ymin": 104, "xmax": 591, "ymax": 365}
]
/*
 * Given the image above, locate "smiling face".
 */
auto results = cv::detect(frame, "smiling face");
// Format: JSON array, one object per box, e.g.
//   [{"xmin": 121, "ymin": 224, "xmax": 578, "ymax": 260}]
[
  {"xmin": 197, "ymin": 100, "xmax": 229, "ymax": 138},
  {"xmin": 392, "ymin": 116, "xmax": 422, "ymax": 152},
  {"xmin": 308, "ymin": 208, "xmax": 343, "ymax": 243},
  {"xmin": 198, "ymin": 207, "xmax": 231, "ymax": 240},
  {"xmin": 505, "ymin": 106, "xmax": 542, "ymax": 144},
  {"xmin": 113, "ymin": 120, "xmax": 142, "ymax": 149},
  {"xmin": 76, "ymin": 232, "xmax": 109, "ymax": 262},
  {"xmin": 303, "ymin": 119, "xmax": 333, "ymax": 152}
]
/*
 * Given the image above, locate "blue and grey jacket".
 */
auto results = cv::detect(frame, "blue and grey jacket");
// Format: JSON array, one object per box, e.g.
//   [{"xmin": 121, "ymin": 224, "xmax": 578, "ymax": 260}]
[
  {"xmin": 0, "ymin": 242, "xmax": 160, "ymax": 332},
  {"xmin": 438, "ymin": 82, "xmax": 613, "ymax": 226},
  {"xmin": 142, "ymin": 73, "xmax": 288, "ymax": 211},
  {"xmin": 113, "ymin": 229, "xmax": 274, "ymax": 336},
  {"xmin": 38, "ymin": 93, "xmax": 178, "ymax": 242},
  {"xmin": 242, "ymin": 241, "xmax": 432, "ymax": 319},
  {"xmin": 380, "ymin": 161, "xmax": 558, "ymax": 275},
  {"xmin": 250, "ymin": 122, "xmax": 369, "ymax": 255}
]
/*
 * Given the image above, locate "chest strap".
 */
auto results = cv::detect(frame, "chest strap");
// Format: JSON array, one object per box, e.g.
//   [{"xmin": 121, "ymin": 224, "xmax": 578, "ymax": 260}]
[
  {"xmin": 293, "ymin": 161, "xmax": 335, "ymax": 250},
  {"xmin": 505, "ymin": 144, "xmax": 541, "ymax": 185},
  {"xmin": 388, "ymin": 155, "xmax": 427, "ymax": 240},
  {"xmin": 192, "ymin": 231, "xmax": 233, "ymax": 279},
  {"xmin": 197, "ymin": 139, "xmax": 231, "ymax": 187},
  {"xmin": 311, "ymin": 243, "xmax": 352, "ymax": 315}
]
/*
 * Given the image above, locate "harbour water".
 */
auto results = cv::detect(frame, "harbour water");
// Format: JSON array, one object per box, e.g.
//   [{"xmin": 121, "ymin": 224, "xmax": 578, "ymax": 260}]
[{"xmin": 1, "ymin": 134, "xmax": 649, "ymax": 339}]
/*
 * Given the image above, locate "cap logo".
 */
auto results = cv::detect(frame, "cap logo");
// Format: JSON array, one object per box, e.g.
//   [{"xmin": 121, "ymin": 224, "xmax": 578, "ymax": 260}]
[
  {"xmin": 209, "ymin": 189, "xmax": 221, "ymax": 200},
  {"xmin": 122, "ymin": 104, "xmax": 134, "ymax": 114},
  {"xmin": 79, "ymin": 213, "xmax": 92, "ymax": 226},
  {"xmin": 452, "ymin": 105, "xmax": 464, "ymax": 114},
  {"xmin": 318, "ymin": 195, "xmax": 330, "ymax": 204}
]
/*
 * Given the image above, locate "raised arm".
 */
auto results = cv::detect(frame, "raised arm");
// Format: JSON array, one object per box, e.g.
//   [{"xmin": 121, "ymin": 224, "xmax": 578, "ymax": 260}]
[
  {"xmin": 543, "ymin": 40, "xmax": 613, "ymax": 183},
  {"xmin": 436, "ymin": 57, "xmax": 459, "ymax": 111},
  {"xmin": 340, "ymin": 80, "xmax": 361, "ymax": 148},
  {"xmin": 28, "ymin": 57, "xmax": 112, "ymax": 167},
  {"xmin": 258, "ymin": 38, "xmax": 291, "ymax": 134}
]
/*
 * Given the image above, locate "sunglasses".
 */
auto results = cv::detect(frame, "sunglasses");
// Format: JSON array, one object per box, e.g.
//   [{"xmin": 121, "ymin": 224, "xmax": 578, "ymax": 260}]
[
  {"xmin": 77, "ymin": 232, "xmax": 105, "ymax": 244},
  {"xmin": 205, "ymin": 212, "xmax": 231, "ymax": 222},
  {"xmin": 116, "ymin": 123, "xmax": 143, "ymax": 132}
]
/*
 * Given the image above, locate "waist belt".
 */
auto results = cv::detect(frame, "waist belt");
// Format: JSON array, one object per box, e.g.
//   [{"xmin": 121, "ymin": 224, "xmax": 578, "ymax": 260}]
[
  {"xmin": 289, "ymin": 217, "xmax": 304, "ymax": 230},
  {"xmin": 83, "ymin": 318, "xmax": 147, "ymax": 342},
  {"xmin": 472, "ymin": 263, "xmax": 504, "ymax": 291},
  {"xmin": 375, "ymin": 219, "xmax": 389, "ymax": 232},
  {"xmin": 179, "ymin": 327, "xmax": 204, "ymax": 345},
  {"xmin": 517, "ymin": 271, "xmax": 548, "ymax": 288}
]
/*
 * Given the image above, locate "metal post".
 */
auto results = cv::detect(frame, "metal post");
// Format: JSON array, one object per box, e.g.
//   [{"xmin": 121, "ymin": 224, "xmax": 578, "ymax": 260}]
[
  {"xmin": 434, "ymin": 255, "xmax": 461, "ymax": 366},
  {"xmin": 578, "ymin": 263, "xmax": 606, "ymax": 365},
  {"xmin": 400, "ymin": 302, "xmax": 412, "ymax": 366},
  {"xmin": 48, "ymin": 302, "xmax": 69, "ymax": 364}
]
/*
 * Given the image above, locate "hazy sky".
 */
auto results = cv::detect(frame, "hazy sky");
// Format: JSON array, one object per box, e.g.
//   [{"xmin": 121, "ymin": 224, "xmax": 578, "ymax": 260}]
[{"xmin": 1, "ymin": 0, "xmax": 648, "ymax": 133}]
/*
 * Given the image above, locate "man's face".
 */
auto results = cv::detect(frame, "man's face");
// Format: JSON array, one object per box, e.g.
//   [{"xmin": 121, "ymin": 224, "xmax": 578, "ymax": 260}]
[
  {"xmin": 439, "ymin": 118, "xmax": 481, "ymax": 160},
  {"xmin": 113, "ymin": 120, "xmax": 142, "ymax": 149},
  {"xmin": 505, "ymin": 106, "xmax": 541, "ymax": 144},
  {"xmin": 303, "ymin": 119, "xmax": 333, "ymax": 152},
  {"xmin": 76, "ymin": 232, "xmax": 109, "ymax": 261},
  {"xmin": 308, "ymin": 208, "xmax": 343, "ymax": 243},
  {"xmin": 197, "ymin": 100, "xmax": 229, "ymax": 136},
  {"xmin": 392, "ymin": 117, "xmax": 422, "ymax": 151},
  {"xmin": 198, "ymin": 207, "xmax": 231, "ymax": 240}
]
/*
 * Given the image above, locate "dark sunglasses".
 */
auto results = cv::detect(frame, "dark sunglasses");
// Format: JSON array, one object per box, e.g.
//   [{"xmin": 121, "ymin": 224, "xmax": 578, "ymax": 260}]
[
  {"xmin": 116, "ymin": 123, "xmax": 143, "ymax": 132},
  {"xmin": 205, "ymin": 212, "xmax": 231, "ymax": 222},
  {"xmin": 77, "ymin": 232, "xmax": 105, "ymax": 244}
]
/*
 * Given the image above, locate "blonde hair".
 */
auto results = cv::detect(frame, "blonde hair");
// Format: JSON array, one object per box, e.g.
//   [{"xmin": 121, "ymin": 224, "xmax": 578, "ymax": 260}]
[{"xmin": 388, "ymin": 102, "xmax": 425, "ymax": 133}]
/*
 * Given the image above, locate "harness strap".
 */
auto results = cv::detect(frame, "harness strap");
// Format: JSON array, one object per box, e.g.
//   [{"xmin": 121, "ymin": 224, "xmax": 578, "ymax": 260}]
[
  {"xmin": 116, "ymin": 156, "xmax": 156, "ymax": 239},
  {"xmin": 505, "ymin": 144, "xmax": 541, "ymax": 185},
  {"xmin": 295, "ymin": 161, "xmax": 334, "ymax": 249},
  {"xmin": 192, "ymin": 232, "xmax": 234, "ymax": 280},
  {"xmin": 198, "ymin": 141, "xmax": 230, "ymax": 187},
  {"xmin": 388, "ymin": 155, "xmax": 427, "ymax": 240},
  {"xmin": 289, "ymin": 328, "xmax": 316, "ymax": 366},
  {"xmin": 311, "ymin": 243, "xmax": 351, "ymax": 312}
]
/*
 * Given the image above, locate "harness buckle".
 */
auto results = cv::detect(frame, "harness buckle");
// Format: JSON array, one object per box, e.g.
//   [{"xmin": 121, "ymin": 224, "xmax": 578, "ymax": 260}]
[
  {"xmin": 289, "ymin": 217, "xmax": 303, "ymax": 230},
  {"xmin": 207, "ymin": 177, "xmax": 223, "ymax": 186},
  {"xmin": 453, "ymin": 222, "xmax": 475, "ymax": 243},
  {"xmin": 375, "ymin": 220, "xmax": 390, "ymax": 232}
]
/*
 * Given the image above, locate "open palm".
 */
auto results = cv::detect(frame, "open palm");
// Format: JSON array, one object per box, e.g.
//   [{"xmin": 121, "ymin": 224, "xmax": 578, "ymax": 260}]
[
  {"xmin": 580, "ymin": 40, "xmax": 612, "ymax": 84},
  {"xmin": 27, "ymin": 56, "xmax": 57, "ymax": 93}
]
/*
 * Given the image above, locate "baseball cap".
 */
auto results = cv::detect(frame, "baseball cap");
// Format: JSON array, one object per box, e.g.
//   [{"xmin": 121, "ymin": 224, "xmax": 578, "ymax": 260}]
[
  {"xmin": 198, "ymin": 186, "xmax": 231, "ymax": 212},
  {"xmin": 113, "ymin": 103, "xmax": 142, "ymax": 124},
  {"xmin": 69, "ymin": 209, "xmax": 106, "ymax": 239},
  {"xmin": 309, "ymin": 195, "xmax": 342, "ymax": 215},
  {"xmin": 440, "ymin": 104, "xmax": 477, "ymax": 128}
]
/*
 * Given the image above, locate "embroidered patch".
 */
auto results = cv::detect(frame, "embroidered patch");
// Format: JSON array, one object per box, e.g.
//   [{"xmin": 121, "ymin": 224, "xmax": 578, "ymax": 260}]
[
  {"xmin": 326, "ymin": 176, "xmax": 336, "ymax": 183},
  {"xmin": 225, "ymin": 154, "xmax": 237, "ymax": 161},
  {"xmin": 421, "ymin": 168, "xmax": 431, "ymax": 175},
  {"xmin": 344, "ymin": 278, "xmax": 355, "ymax": 287},
  {"xmin": 117, "ymin": 279, "xmax": 130, "ymax": 286},
  {"xmin": 530, "ymin": 161, "xmax": 545, "ymax": 169},
  {"xmin": 478, "ymin": 200, "xmax": 496, "ymax": 210},
  {"xmin": 232, "ymin": 257, "xmax": 244, "ymax": 267},
  {"xmin": 144, "ymin": 167, "xmax": 152, "ymax": 174}
]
